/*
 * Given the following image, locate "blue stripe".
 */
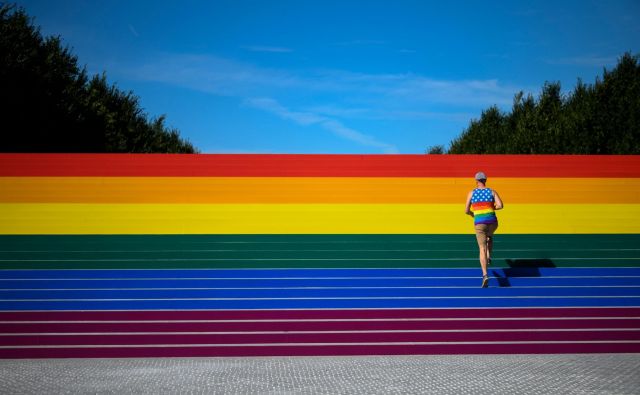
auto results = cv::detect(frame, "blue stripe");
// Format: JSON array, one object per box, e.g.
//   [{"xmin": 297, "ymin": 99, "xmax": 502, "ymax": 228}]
[
  {"xmin": 1, "ymin": 277, "xmax": 639, "ymax": 289},
  {"xmin": 2, "ymin": 268, "xmax": 639, "ymax": 310},
  {"xmin": 3, "ymin": 287, "xmax": 640, "ymax": 299},
  {"xmin": 2, "ymin": 268, "xmax": 640, "ymax": 279}
]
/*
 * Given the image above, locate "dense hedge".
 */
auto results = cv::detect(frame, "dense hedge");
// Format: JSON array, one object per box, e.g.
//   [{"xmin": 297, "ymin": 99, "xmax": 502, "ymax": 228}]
[
  {"xmin": 447, "ymin": 53, "xmax": 640, "ymax": 154},
  {"xmin": 0, "ymin": 4, "xmax": 197, "ymax": 153}
]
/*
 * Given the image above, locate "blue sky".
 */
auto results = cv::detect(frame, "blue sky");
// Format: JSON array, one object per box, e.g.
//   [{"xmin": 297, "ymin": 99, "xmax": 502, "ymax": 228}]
[{"xmin": 18, "ymin": 1, "xmax": 640, "ymax": 153}]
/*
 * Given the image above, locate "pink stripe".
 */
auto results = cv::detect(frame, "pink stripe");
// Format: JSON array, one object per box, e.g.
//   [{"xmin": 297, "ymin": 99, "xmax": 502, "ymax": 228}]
[
  {"xmin": 2, "ymin": 343, "xmax": 639, "ymax": 359},
  {"xmin": 2, "ymin": 318, "xmax": 639, "ymax": 334},
  {"xmin": 2, "ymin": 308, "xmax": 639, "ymax": 322}
]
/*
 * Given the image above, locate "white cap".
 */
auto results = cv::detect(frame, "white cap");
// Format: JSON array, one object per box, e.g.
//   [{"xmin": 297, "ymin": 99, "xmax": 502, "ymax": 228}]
[{"xmin": 475, "ymin": 171, "xmax": 487, "ymax": 181}]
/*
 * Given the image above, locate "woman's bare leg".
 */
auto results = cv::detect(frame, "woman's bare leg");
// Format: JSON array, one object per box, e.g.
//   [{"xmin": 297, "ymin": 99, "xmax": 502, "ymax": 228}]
[{"xmin": 479, "ymin": 244, "xmax": 488, "ymax": 276}]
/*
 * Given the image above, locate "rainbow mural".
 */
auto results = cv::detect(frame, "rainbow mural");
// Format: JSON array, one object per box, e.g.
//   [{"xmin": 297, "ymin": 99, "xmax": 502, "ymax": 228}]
[{"xmin": 0, "ymin": 153, "xmax": 639, "ymax": 358}]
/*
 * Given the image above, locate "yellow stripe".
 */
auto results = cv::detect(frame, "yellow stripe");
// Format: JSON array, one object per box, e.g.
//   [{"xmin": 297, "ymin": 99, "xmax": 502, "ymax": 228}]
[
  {"xmin": 1, "ymin": 177, "xmax": 639, "ymax": 203},
  {"xmin": 472, "ymin": 209, "xmax": 495, "ymax": 215},
  {"xmin": 1, "ymin": 203, "xmax": 639, "ymax": 234}
]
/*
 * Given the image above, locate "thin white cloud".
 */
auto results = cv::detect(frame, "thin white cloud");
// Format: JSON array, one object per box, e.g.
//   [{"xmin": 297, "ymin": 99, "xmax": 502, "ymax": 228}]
[
  {"xmin": 334, "ymin": 40, "xmax": 388, "ymax": 46},
  {"xmin": 320, "ymin": 119, "xmax": 399, "ymax": 154},
  {"xmin": 306, "ymin": 105, "xmax": 373, "ymax": 119},
  {"xmin": 546, "ymin": 55, "xmax": 618, "ymax": 67},
  {"xmin": 387, "ymin": 76, "xmax": 517, "ymax": 107},
  {"xmin": 308, "ymin": 105, "xmax": 473, "ymax": 122},
  {"xmin": 245, "ymin": 98, "xmax": 325, "ymax": 126},
  {"xmin": 128, "ymin": 24, "xmax": 140, "ymax": 37},
  {"xmin": 125, "ymin": 54, "xmax": 308, "ymax": 97},
  {"xmin": 244, "ymin": 98, "xmax": 398, "ymax": 153},
  {"xmin": 122, "ymin": 53, "xmax": 521, "ymax": 109},
  {"xmin": 117, "ymin": 52, "xmax": 525, "ymax": 152},
  {"xmin": 242, "ymin": 46, "xmax": 293, "ymax": 53},
  {"xmin": 382, "ymin": 110, "xmax": 476, "ymax": 122}
]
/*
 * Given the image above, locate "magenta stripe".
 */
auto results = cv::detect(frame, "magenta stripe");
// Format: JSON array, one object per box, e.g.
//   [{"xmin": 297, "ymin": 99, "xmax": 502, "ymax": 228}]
[
  {"xmin": 2, "ymin": 307, "xmax": 639, "ymax": 322},
  {"xmin": 2, "ymin": 318, "xmax": 639, "ymax": 334},
  {"xmin": 3, "ymin": 308, "xmax": 638, "ymax": 358},
  {"xmin": 3, "ymin": 331, "xmax": 639, "ymax": 347},
  {"xmin": 2, "ymin": 343, "xmax": 639, "ymax": 359}
]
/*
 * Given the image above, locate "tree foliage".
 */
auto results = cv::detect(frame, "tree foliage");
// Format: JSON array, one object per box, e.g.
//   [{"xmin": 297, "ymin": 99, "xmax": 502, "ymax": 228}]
[
  {"xmin": 426, "ymin": 145, "xmax": 445, "ymax": 154},
  {"xmin": 447, "ymin": 53, "xmax": 640, "ymax": 154},
  {"xmin": 0, "ymin": 4, "xmax": 197, "ymax": 153}
]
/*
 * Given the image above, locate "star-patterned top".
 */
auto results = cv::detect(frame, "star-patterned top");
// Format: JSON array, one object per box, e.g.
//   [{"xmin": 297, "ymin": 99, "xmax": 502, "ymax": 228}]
[{"xmin": 470, "ymin": 188, "xmax": 498, "ymax": 225}]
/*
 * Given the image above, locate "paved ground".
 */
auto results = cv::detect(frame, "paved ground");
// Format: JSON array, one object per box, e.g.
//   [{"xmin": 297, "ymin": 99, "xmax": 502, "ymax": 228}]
[{"xmin": 1, "ymin": 354, "xmax": 639, "ymax": 394}]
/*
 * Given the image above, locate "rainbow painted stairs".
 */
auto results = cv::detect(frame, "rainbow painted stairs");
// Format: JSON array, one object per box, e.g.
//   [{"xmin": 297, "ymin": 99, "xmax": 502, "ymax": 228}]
[{"xmin": 0, "ymin": 154, "xmax": 639, "ymax": 358}]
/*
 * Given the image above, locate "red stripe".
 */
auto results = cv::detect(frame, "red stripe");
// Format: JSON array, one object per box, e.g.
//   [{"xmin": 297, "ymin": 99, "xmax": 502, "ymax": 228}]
[
  {"xmin": 2, "ymin": 318, "xmax": 638, "ymax": 334},
  {"xmin": 2, "ymin": 154, "xmax": 640, "ymax": 177},
  {"xmin": 2, "ymin": 308, "xmax": 638, "ymax": 322},
  {"xmin": 471, "ymin": 202, "xmax": 494, "ymax": 210},
  {"xmin": 2, "ymin": 343, "xmax": 639, "ymax": 358}
]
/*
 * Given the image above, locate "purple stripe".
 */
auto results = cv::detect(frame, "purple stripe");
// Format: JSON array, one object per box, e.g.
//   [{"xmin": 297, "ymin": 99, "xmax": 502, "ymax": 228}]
[
  {"xmin": 2, "ymin": 343, "xmax": 639, "ymax": 359},
  {"xmin": 3, "ymin": 308, "xmax": 638, "ymax": 358},
  {"xmin": 2, "ymin": 308, "xmax": 638, "ymax": 322},
  {"xmin": 3, "ymin": 331, "xmax": 639, "ymax": 347},
  {"xmin": 2, "ymin": 318, "xmax": 639, "ymax": 334}
]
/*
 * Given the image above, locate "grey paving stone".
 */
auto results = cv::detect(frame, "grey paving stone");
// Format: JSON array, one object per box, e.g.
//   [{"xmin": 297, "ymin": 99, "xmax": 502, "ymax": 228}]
[{"xmin": 1, "ymin": 354, "xmax": 639, "ymax": 395}]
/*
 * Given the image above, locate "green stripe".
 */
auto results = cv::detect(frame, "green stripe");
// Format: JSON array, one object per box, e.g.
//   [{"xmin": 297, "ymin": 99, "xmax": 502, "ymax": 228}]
[{"xmin": 0, "ymin": 234, "xmax": 639, "ymax": 269}]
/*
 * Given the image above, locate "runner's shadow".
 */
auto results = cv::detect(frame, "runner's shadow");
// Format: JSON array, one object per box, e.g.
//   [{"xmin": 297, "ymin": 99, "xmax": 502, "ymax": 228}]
[{"xmin": 491, "ymin": 259, "xmax": 556, "ymax": 287}]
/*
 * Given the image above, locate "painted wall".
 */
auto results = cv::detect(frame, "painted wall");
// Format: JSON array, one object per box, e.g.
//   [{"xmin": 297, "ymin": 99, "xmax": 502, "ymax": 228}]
[
  {"xmin": 2, "ymin": 154, "xmax": 640, "ymax": 234},
  {"xmin": 1, "ymin": 154, "xmax": 639, "ymax": 358}
]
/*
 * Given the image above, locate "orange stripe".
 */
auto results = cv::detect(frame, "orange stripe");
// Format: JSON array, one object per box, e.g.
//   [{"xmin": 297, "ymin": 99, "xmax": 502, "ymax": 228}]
[{"xmin": 1, "ymin": 177, "xmax": 639, "ymax": 204}]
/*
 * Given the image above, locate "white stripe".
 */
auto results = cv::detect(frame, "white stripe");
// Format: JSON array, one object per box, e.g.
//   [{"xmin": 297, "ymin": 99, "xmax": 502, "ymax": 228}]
[
  {"xmin": 3, "ymin": 276, "xmax": 639, "ymax": 281},
  {"xmin": 2, "ymin": 340, "xmax": 639, "ymax": 349},
  {"xmin": 3, "ymin": 257, "xmax": 640, "ymax": 262},
  {"xmin": 1, "ymin": 258, "xmax": 484, "ymax": 262},
  {"xmin": 1, "ymin": 266, "xmax": 636, "ymax": 271},
  {"xmin": 6, "ymin": 248, "xmax": 640, "ymax": 253},
  {"xmin": 4, "ymin": 329, "xmax": 639, "ymax": 336},
  {"xmin": 5, "ymin": 296, "xmax": 640, "ymax": 301},
  {"xmin": 3, "ymin": 285, "xmax": 640, "ymax": 291},
  {"xmin": 3, "ymin": 317, "xmax": 640, "ymax": 323},
  {"xmin": 0, "ymin": 249, "xmax": 518, "ymax": 253},
  {"xmin": 2, "ymin": 306, "xmax": 638, "ymax": 312}
]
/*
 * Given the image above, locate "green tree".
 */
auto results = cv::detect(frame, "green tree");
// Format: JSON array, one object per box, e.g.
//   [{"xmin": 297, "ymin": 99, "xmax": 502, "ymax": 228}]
[
  {"xmin": 426, "ymin": 145, "xmax": 445, "ymax": 154},
  {"xmin": 448, "ymin": 105, "xmax": 507, "ymax": 154},
  {"xmin": 0, "ymin": 4, "xmax": 197, "ymax": 153},
  {"xmin": 593, "ymin": 53, "xmax": 640, "ymax": 154},
  {"xmin": 445, "ymin": 53, "xmax": 640, "ymax": 154}
]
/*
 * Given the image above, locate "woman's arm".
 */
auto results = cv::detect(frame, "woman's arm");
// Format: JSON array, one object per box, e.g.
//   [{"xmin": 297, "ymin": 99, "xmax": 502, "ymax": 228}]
[{"xmin": 465, "ymin": 191, "xmax": 474, "ymax": 217}]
